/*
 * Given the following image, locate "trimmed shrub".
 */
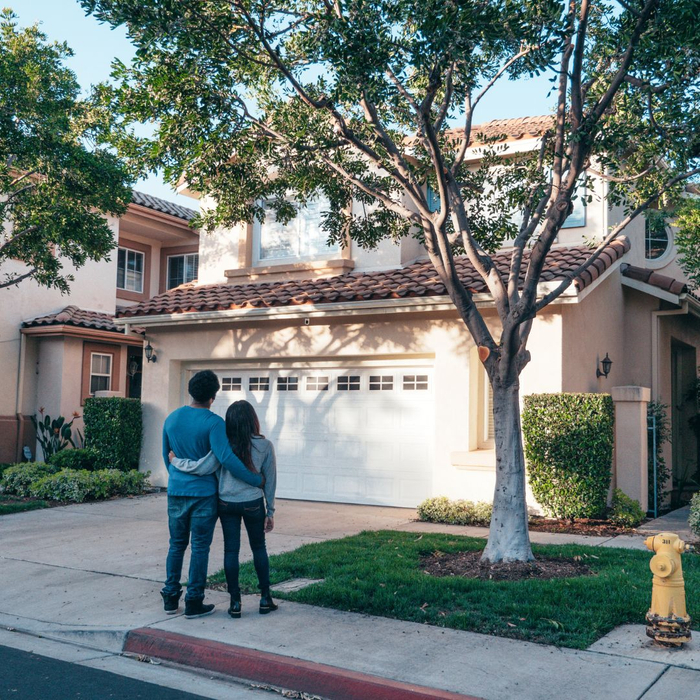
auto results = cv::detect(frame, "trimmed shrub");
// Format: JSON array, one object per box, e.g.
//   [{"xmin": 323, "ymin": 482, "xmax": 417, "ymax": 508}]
[
  {"xmin": 609, "ymin": 489, "xmax": 646, "ymax": 528},
  {"xmin": 417, "ymin": 496, "xmax": 493, "ymax": 526},
  {"xmin": 689, "ymin": 493, "xmax": 700, "ymax": 538},
  {"xmin": 1, "ymin": 463, "xmax": 59, "ymax": 497},
  {"xmin": 48, "ymin": 448, "xmax": 102, "ymax": 472},
  {"xmin": 522, "ymin": 393, "xmax": 614, "ymax": 520},
  {"xmin": 30, "ymin": 468, "xmax": 150, "ymax": 503},
  {"xmin": 0, "ymin": 463, "xmax": 14, "ymax": 478},
  {"xmin": 84, "ymin": 397, "xmax": 142, "ymax": 471}
]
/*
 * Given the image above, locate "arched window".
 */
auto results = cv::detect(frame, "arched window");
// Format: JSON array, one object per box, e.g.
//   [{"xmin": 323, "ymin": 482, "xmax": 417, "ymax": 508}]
[{"xmin": 645, "ymin": 215, "xmax": 670, "ymax": 260}]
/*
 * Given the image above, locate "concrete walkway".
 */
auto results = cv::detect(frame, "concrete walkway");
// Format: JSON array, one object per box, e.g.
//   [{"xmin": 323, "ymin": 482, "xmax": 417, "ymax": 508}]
[{"xmin": 0, "ymin": 494, "xmax": 697, "ymax": 700}]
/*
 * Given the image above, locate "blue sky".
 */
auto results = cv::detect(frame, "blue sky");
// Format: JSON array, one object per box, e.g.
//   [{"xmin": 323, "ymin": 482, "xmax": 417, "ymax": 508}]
[{"xmin": 16, "ymin": 1, "xmax": 556, "ymax": 209}]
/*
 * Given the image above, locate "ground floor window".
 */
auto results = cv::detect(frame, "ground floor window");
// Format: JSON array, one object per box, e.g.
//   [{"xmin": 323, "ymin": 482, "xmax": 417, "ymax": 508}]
[{"xmin": 90, "ymin": 353, "xmax": 112, "ymax": 395}]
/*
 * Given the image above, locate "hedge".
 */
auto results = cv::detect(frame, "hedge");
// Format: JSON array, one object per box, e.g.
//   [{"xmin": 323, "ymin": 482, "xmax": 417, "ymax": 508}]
[
  {"xmin": 2, "ymin": 463, "xmax": 60, "ymax": 497},
  {"xmin": 30, "ymin": 468, "xmax": 150, "ymax": 503},
  {"xmin": 48, "ymin": 448, "xmax": 101, "ymax": 472},
  {"xmin": 84, "ymin": 397, "xmax": 142, "ymax": 471},
  {"xmin": 690, "ymin": 493, "xmax": 700, "ymax": 538},
  {"xmin": 417, "ymin": 496, "xmax": 492, "ymax": 526},
  {"xmin": 522, "ymin": 393, "xmax": 614, "ymax": 520},
  {"xmin": 609, "ymin": 489, "xmax": 645, "ymax": 528}
]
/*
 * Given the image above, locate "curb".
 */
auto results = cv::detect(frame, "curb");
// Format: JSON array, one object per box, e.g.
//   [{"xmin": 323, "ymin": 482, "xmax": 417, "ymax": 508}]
[{"xmin": 124, "ymin": 628, "xmax": 481, "ymax": 700}]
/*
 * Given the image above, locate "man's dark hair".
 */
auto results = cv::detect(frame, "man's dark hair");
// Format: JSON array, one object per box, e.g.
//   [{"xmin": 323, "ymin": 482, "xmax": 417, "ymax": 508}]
[{"xmin": 188, "ymin": 370, "xmax": 220, "ymax": 403}]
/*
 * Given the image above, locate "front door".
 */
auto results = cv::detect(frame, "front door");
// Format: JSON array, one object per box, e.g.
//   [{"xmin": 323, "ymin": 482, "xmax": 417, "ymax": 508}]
[
  {"xmin": 671, "ymin": 340, "xmax": 697, "ymax": 497},
  {"xmin": 126, "ymin": 348, "xmax": 143, "ymax": 400}
]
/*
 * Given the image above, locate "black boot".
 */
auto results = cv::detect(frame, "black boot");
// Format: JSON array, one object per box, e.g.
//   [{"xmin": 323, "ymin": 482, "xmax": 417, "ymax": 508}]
[
  {"xmin": 228, "ymin": 594, "xmax": 242, "ymax": 619},
  {"xmin": 259, "ymin": 591, "xmax": 278, "ymax": 615},
  {"xmin": 160, "ymin": 590, "xmax": 182, "ymax": 615},
  {"xmin": 184, "ymin": 598, "xmax": 216, "ymax": 619}
]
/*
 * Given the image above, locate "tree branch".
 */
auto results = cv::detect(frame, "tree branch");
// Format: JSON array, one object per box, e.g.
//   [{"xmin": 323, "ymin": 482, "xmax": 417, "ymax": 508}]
[{"xmin": 0, "ymin": 267, "xmax": 37, "ymax": 289}]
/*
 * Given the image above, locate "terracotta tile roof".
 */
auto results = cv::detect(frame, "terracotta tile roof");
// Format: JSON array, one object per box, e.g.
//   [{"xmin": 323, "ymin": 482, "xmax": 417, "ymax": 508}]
[
  {"xmin": 621, "ymin": 264, "xmax": 689, "ymax": 296},
  {"xmin": 23, "ymin": 306, "xmax": 128, "ymax": 334},
  {"xmin": 446, "ymin": 116, "xmax": 554, "ymax": 145},
  {"xmin": 130, "ymin": 190, "xmax": 198, "ymax": 222},
  {"xmin": 117, "ymin": 239, "xmax": 630, "ymax": 320}
]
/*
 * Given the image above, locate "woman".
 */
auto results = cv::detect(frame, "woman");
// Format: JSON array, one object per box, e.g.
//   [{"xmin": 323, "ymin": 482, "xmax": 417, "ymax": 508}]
[{"xmin": 169, "ymin": 400, "xmax": 278, "ymax": 617}]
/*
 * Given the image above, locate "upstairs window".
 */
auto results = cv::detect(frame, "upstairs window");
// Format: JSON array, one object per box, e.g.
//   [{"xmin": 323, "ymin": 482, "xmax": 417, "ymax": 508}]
[
  {"xmin": 645, "ymin": 215, "xmax": 670, "ymax": 260},
  {"xmin": 117, "ymin": 247, "xmax": 144, "ymax": 293},
  {"xmin": 254, "ymin": 195, "xmax": 338, "ymax": 262},
  {"xmin": 167, "ymin": 253, "xmax": 199, "ymax": 289}
]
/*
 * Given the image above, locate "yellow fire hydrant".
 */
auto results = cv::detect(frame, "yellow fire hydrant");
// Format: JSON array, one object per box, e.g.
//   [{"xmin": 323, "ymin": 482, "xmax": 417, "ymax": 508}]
[{"xmin": 644, "ymin": 532, "xmax": 692, "ymax": 646}]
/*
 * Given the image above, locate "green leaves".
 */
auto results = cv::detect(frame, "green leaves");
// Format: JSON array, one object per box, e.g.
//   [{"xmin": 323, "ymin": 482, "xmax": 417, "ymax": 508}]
[
  {"xmin": 0, "ymin": 10, "xmax": 133, "ymax": 292},
  {"xmin": 83, "ymin": 397, "xmax": 142, "ymax": 471}
]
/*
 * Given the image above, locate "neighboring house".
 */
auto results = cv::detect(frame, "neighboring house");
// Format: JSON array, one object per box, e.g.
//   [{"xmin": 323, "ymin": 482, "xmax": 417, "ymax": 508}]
[
  {"xmin": 0, "ymin": 191, "xmax": 198, "ymax": 463},
  {"xmin": 112, "ymin": 116, "xmax": 700, "ymax": 511}
]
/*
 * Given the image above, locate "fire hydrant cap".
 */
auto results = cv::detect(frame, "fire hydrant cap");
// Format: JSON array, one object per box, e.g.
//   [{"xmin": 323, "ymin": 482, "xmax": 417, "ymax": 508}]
[{"xmin": 650, "ymin": 553, "xmax": 675, "ymax": 578}]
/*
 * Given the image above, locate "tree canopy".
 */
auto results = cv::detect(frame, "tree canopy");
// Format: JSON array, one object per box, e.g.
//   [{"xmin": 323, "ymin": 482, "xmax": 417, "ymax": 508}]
[
  {"xmin": 0, "ymin": 9, "xmax": 133, "ymax": 292},
  {"xmin": 83, "ymin": 0, "xmax": 700, "ymax": 561}
]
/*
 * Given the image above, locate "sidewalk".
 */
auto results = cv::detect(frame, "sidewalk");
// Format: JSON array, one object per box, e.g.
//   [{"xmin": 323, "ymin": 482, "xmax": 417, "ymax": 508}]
[{"xmin": 0, "ymin": 494, "xmax": 696, "ymax": 700}]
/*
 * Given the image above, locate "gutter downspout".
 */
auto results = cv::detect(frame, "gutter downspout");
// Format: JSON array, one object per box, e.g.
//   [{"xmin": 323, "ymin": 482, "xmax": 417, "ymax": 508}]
[
  {"xmin": 651, "ymin": 301, "xmax": 689, "ymax": 401},
  {"xmin": 14, "ymin": 331, "xmax": 27, "ymax": 461}
]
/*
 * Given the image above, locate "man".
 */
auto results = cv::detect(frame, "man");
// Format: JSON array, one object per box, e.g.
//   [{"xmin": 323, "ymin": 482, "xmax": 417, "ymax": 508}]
[{"xmin": 161, "ymin": 370, "xmax": 264, "ymax": 618}]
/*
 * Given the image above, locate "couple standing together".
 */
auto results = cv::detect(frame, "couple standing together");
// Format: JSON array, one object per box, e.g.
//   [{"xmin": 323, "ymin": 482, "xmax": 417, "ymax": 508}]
[{"xmin": 160, "ymin": 370, "xmax": 278, "ymax": 619}]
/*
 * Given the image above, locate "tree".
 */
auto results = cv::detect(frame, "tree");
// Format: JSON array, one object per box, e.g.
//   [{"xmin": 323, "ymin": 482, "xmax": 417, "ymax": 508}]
[
  {"xmin": 83, "ymin": 0, "xmax": 699, "ymax": 561},
  {"xmin": 675, "ymin": 199, "xmax": 700, "ymax": 287},
  {"xmin": 0, "ymin": 10, "xmax": 132, "ymax": 292}
]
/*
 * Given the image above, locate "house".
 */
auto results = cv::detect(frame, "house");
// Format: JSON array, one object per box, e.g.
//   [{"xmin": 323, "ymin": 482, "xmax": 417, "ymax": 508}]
[
  {"xmin": 0, "ymin": 191, "xmax": 199, "ymax": 463},
  {"xmin": 106, "ymin": 116, "xmax": 698, "ymax": 512}
]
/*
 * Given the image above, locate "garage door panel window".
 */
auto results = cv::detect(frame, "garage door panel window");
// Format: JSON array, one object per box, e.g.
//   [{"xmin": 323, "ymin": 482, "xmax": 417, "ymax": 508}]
[
  {"xmin": 306, "ymin": 376, "xmax": 330, "ymax": 391},
  {"xmin": 403, "ymin": 375, "xmax": 428, "ymax": 390},
  {"xmin": 277, "ymin": 377, "xmax": 299, "ymax": 391},
  {"xmin": 338, "ymin": 376, "xmax": 361, "ymax": 391},
  {"xmin": 221, "ymin": 377, "xmax": 242, "ymax": 392},
  {"xmin": 369, "ymin": 375, "xmax": 393, "ymax": 391},
  {"xmin": 249, "ymin": 377, "xmax": 270, "ymax": 391}
]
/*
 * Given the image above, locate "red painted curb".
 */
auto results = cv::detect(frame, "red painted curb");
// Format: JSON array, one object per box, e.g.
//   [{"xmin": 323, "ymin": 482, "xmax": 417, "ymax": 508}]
[{"xmin": 124, "ymin": 627, "xmax": 481, "ymax": 700}]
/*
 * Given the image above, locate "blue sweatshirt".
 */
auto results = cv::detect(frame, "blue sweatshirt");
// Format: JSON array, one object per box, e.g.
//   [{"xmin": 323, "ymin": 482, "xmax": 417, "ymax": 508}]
[{"xmin": 162, "ymin": 406, "xmax": 264, "ymax": 497}]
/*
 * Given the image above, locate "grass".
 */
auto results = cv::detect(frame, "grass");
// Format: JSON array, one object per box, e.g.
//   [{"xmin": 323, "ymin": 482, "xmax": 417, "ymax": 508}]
[
  {"xmin": 0, "ymin": 495, "xmax": 51, "ymax": 516},
  {"xmin": 208, "ymin": 530, "xmax": 700, "ymax": 649}
]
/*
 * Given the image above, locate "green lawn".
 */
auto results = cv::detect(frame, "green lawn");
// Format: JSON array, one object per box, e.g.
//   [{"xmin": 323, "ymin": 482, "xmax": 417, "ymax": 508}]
[
  {"xmin": 0, "ymin": 495, "xmax": 51, "ymax": 516},
  {"xmin": 208, "ymin": 530, "xmax": 700, "ymax": 649}
]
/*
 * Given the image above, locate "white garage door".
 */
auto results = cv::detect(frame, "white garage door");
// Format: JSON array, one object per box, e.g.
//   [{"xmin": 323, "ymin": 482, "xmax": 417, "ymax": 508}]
[{"xmin": 207, "ymin": 366, "xmax": 434, "ymax": 507}]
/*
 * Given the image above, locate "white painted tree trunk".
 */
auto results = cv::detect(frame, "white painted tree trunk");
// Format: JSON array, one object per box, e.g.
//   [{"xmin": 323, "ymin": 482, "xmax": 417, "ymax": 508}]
[{"xmin": 481, "ymin": 379, "xmax": 534, "ymax": 563}]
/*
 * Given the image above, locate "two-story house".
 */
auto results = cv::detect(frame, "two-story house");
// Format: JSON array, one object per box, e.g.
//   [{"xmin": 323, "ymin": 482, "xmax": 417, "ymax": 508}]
[
  {"xmin": 116, "ymin": 116, "xmax": 700, "ymax": 511},
  {"xmin": 0, "ymin": 191, "xmax": 199, "ymax": 463}
]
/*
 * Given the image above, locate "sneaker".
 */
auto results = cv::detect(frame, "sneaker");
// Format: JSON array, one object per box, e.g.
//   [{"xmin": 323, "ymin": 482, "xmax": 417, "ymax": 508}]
[
  {"xmin": 228, "ymin": 596, "xmax": 242, "ymax": 619},
  {"xmin": 184, "ymin": 599, "xmax": 216, "ymax": 619},
  {"xmin": 161, "ymin": 590, "xmax": 182, "ymax": 615},
  {"xmin": 259, "ymin": 593, "xmax": 278, "ymax": 615}
]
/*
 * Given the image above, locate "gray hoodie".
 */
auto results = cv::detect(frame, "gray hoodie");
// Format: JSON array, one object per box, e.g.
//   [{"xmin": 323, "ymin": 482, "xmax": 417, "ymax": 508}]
[{"xmin": 170, "ymin": 436, "xmax": 277, "ymax": 518}]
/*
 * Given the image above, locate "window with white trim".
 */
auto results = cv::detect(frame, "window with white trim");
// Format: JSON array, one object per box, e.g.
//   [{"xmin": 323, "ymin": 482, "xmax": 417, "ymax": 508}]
[
  {"xmin": 306, "ymin": 376, "xmax": 329, "ymax": 391},
  {"xmin": 89, "ymin": 353, "xmax": 112, "ymax": 395},
  {"xmin": 116, "ymin": 247, "xmax": 144, "ymax": 293},
  {"xmin": 254, "ymin": 195, "xmax": 339, "ymax": 262},
  {"xmin": 277, "ymin": 377, "xmax": 299, "ymax": 391},
  {"xmin": 167, "ymin": 253, "xmax": 199, "ymax": 289},
  {"xmin": 645, "ymin": 216, "xmax": 670, "ymax": 260},
  {"xmin": 221, "ymin": 377, "xmax": 242, "ymax": 392},
  {"xmin": 249, "ymin": 377, "xmax": 270, "ymax": 391},
  {"xmin": 337, "ymin": 376, "xmax": 360, "ymax": 391},
  {"xmin": 369, "ymin": 375, "xmax": 393, "ymax": 391},
  {"xmin": 403, "ymin": 374, "xmax": 429, "ymax": 390}
]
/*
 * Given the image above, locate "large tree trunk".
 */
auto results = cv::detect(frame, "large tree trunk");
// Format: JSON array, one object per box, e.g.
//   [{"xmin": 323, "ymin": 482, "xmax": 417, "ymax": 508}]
[{"xmin": 481, "ymin": 379, "xmax": 534, "ymax": 563}]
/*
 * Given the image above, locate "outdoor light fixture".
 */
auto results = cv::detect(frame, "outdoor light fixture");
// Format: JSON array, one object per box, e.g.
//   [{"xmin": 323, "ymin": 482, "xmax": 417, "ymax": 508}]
[
  {"xmin": 596, "ymin": 352, "xmax": 613, "ymax": 379},
  {"xmin": 127, "ymin": 359, "xmax": 139, "ymax": 377},
  {"xmin": 144, "ymin": 341, "xmax": 157, "ymax": 363}
]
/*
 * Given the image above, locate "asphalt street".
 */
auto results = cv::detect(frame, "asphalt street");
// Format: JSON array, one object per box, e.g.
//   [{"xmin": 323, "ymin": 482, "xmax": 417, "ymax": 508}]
[{"xmin": 0, "ymin": 643, "xmax": 212, "ymax": 700}]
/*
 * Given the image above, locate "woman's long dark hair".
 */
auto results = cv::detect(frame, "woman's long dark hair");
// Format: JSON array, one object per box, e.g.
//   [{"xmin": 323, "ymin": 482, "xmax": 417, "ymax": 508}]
[{"xmin": 225, "ymin": 400, "xmax": 262, "ymax": 473}]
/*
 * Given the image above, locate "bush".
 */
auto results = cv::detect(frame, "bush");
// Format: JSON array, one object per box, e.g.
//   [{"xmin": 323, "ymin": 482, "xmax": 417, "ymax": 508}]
[
  {"xmin": 48, "ymin": 448, "xmax": 101, "ymax": 472},
  {"xmin": 417, "ymin": 496, "xmax": 493, "ymax": 526},
  {"xmin": 30, "ymin": 468, "xmax": 150, "ymax": 503},
  {"xmin": 1, "ymin": 463, "xmax": 59, "ymax": 497},
  {"xmin": 689, "ymin": 493, "xmax": 700, "ymax": 538},
  {"xmin": 84, "ymin": 397, "xmax": 142, "ymax": 471},
  {"xmin": 0, "ymin": 463, "xmax": 14, "ymax": 478},
  {"xmin": 523, "ymin": 393, "xmax": 614, "ymax": 520},
  {"xmin": 647, "ymin": 401, "xmax": 671, "ymax": 511},
  {"xmin": 609, "ymin": 489, "xmax": 646, "ymax": 528}
]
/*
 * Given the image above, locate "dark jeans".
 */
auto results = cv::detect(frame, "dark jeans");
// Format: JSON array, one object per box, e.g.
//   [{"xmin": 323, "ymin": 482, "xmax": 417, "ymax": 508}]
[
  {"xmin": 218, "ymin": 497, "xmax": 270, "ymax": 595},
  {"xmin": 162, "ymin": 494, "xmax": 218, "ymax": 601}
]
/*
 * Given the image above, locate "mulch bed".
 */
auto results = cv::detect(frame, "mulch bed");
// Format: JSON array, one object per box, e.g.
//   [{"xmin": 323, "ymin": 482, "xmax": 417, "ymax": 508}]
[
  {"xmin": 420, "ymin": 550, "xmax": 594, "ymax": 581},
  {"xmin": 527, "ymin": 516, "xmax": 642, "ymax": 537}
]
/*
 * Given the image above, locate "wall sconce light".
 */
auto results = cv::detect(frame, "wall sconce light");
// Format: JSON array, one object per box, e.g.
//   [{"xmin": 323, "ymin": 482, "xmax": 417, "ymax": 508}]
[
  {"xmin": 144, "ymin": 341, "xmax": 157, "ymax": 363},
  {"xmin": 596, "ymin": 352, "xmax": 612, "ymax": 379},
  {"xmin": 127, "ymin": 359, "xmax": 140, "ymax": 377}
]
